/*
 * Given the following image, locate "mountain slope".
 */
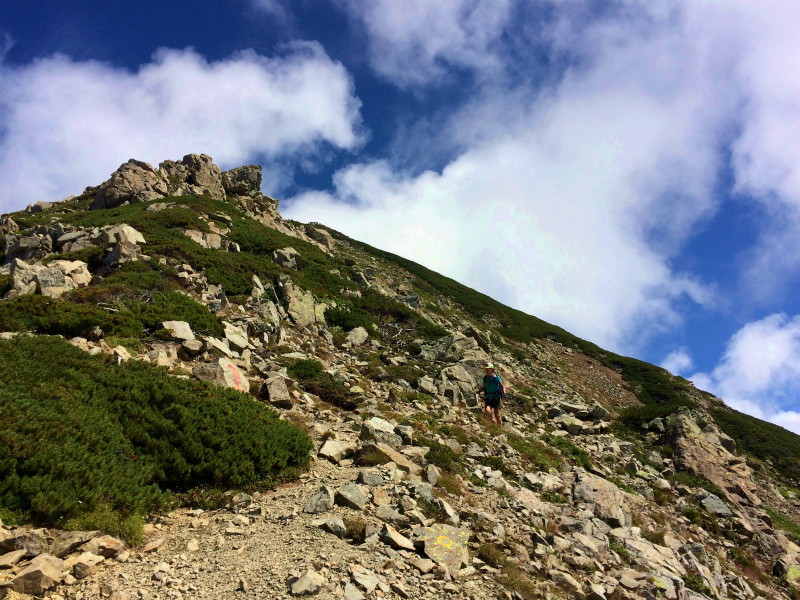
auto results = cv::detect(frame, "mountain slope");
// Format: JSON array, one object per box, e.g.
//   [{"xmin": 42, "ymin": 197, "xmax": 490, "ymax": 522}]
[{"xmin": 0, "ymin": 154, "xmax": 799, "ymax": 600}]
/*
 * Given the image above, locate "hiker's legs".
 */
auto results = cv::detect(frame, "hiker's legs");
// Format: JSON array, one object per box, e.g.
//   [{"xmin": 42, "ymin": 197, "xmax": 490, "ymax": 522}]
[
  {"xmin": 494, "ymin": 407, "xmax": 502, "ymax": 428},
  {"xmin": 484, "ymin": 404, "xmax": 495, "ymax": 423}
]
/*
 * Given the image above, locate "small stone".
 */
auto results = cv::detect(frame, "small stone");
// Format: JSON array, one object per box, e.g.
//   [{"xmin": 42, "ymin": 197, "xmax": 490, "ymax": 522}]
[
  {"xmin": 160, "ymin": 321, "xmax": 194, "ymax": 341},
  {"xmin": 344, "ymin": 582, "xmax": 366, "ymax": 600},
  {"xmin": 186, "ymin": 539, "xmax": 200, "ymax": 552},
  {"xmin": 350, "ymin": 564, "xmax": 379, "ymax": 593},
  {"xmin": 391, "ymin": 582, "xmax": 411, "ymax": 598},
  {"xmin": 304, "ymin": 486, "xmax": 334, "ymax": 514},
  {"xmin": 290, "ymin": 569, "xmax": 325, "ymax": 596},
  {"xmin": 79, "ymin": 535, "xmax": 125, "ymax": 558},
  {"xmin": 378, "ymin": 524, "xmax": 415, "ymax": 551},
  {"xmin": 142, "ymin": 538, "xmax": 165, "ymax": 552},
  {"xmin": 312, "ymin": 516, "xmax": 346, "ymax": 538},
  {"xmin": 239, "ymin": 575, "xmax": 250, "ymax": 592}
]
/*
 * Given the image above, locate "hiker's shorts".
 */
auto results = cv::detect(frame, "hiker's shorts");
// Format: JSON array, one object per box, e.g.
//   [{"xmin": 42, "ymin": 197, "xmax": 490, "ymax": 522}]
[{"xmin": 484, "ymin": 394, "xmax": 502, "ymax": 410}]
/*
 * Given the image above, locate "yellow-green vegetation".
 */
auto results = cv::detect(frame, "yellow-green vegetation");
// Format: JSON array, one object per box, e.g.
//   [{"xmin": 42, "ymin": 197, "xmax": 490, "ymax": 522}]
[
  {"xmin": 0, "ymin": 335, "xmax": 312, "ymax": 542},
  {"xmin": 0, "ymin": 262, "xmax": 223, "ymax": 339},
  {"xmin": 505, "ymin": 432, "xmax": 562, "ymax": 472},
  {"xmin": 711, "ymin": 406, "xmax": 800, "ymax": 482},
  {"xmin": 766, "ymin": 508, "xmax": 800, "ymax": 539}
]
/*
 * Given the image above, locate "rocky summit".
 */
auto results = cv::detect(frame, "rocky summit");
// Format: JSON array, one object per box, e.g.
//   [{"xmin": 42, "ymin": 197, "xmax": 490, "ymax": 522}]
[{"xmin": 1, "ymin": 154, "xmax": 799, "ymax": 600}]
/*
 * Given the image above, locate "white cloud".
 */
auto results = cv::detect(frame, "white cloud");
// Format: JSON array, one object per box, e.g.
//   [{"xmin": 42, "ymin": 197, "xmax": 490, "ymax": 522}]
[
  {"xmin": 0, "ymin": 43, "xmax": 364, "ymax": 212},
  {"xmin": 690, "ymin": 313, "xmax": 800, "ymax": 434},
  {"xmin": 287, "ymin": 1, "xmax": 733, "ymax": 352},
  {"xmin": 338, "ymin": 0, "xmax": 513, "ymax": 87},
  {"xmin": 661, "ymin": 348, "xmax": 693, "ymax": 376},
  {"xmin": 285, "ymin": 72, "xmax": 719, "ymax": 352}
]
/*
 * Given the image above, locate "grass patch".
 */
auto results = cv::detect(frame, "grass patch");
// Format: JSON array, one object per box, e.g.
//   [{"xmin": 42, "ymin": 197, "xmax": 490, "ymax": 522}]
[
  {"xmin": 669, "ymin": 472, "xmax": 726, "ymax": 498},
  {"xmin": 506, "ymin": 433, "xmax": 561, "ymax": 472},
  {"xmin": 766, "ymin": 508, "xmax": 800, "ymax": 538},
  {"xmin": 415, "ymin": 435, "xmax": 463, "ymax": 474},
  {"xmin": 610, "ymin": 542, "xmax": 630, "ymax": 564},
  {"xmin": 545, "ymin": 434, "xmax": 593, "ymax": 469},
  {"xmin": 437, "ymin": 472, "xmax": 466, "ymax": 496},
  {"xmin": 642, "ymin": 529, "xmax": 665, "ymax": 546},
  {"xmin": 354, "ymin": 446, "xmax": 392, "ymax": 467},
  {"xmin": 682, "ymin": 574, "xmax": 713, "ymax": 596},
  {"xmin": 0, "ymin": 335, "xmax": 312, "ymax": 543}
]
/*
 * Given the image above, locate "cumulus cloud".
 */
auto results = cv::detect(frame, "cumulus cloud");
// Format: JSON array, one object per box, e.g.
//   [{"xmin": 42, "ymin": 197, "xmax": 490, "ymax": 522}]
[
  {"xmin": 287, "ymin": 1, "xmax": 736, "ymax": 352},
  {"xmin": 661, "ymin": 348, "xmax": 693, "ymax": 376},
  {"xmin": 337, "ymin": 0, "xmax": 513, "ymax": 87},
  {"xmin": 690, "ymin": 313, "xmax": 800, "ymax": 434},
  {"xmin": 0, "ymin": 43, "xmax": 364, "ymax": 212},
  {"xmin": 284, "ymin": 73, "xmax": 719, "ymax": 352}
]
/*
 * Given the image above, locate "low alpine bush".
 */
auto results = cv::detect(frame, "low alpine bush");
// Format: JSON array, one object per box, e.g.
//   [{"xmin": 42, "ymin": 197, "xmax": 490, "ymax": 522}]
[{"xmin": 0, "ymin": 335, "xmax": 312, "ymax": 541}]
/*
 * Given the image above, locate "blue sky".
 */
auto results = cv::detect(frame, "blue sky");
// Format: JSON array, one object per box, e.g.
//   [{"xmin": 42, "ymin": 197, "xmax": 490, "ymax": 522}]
[{"xmin": 3, "ymin": 1, "xmax": 800, "ymax": 433}]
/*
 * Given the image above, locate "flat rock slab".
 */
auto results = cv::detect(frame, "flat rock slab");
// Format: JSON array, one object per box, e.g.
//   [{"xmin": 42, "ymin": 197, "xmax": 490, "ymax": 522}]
[
  {"xmin": 350, "ymin": 564, "xmax": 379, "ymax": 593},
  {"xmin": 290, "ymin": 569, "xmax": 325, "ymax": 596},
  {"xmin": 416, "ymin": 524, "xmax": 470, "ymax": 572},
  {"xmin": 375, "ymin": 443, "xmax": 422, "ymax": 476},
  {"xmin": 319, "ymin": 439, "xmax": 355, "ymax": 464},
  {"xmin": 379, "ymin": 524, "xmax": 415, "ymax": 551},
  {"xmin": 335, "ymin": 483, "xmax": 367, "ymax": 511}
]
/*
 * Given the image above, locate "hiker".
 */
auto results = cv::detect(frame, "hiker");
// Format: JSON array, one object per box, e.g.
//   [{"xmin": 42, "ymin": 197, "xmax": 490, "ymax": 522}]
[{"xmin": 480, "ymin": 362, "xmax": 505, "ymax": 428}]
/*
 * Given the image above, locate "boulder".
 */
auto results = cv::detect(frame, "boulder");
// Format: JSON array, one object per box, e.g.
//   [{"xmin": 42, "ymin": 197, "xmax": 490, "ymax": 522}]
[
  {"xmin": 273, "ymin": 247, "xmax": 302, "ymax": 270},
  {"xmin": 160, "ymin": 321, "xmax": 194, "ymax": 342},
  {"xmin": 221, "ymin": 164, "xmax": 262, "ymax": 196},
  {"xmin": 193, "ymin": 358, "xmax": 249, "ymax": 393},
  {"xmin": 379, "ymin": 524, "xmax": 415, "ymax": 551},
  {"xmin": 100, "ymin": 224, "xmax": 146, "ymax": 246},
  {"xmin": 361, "ymin": 417, "xmax": 402, "ymax": 447},
  {"xmin": 573, "ymin": 472, "xmax": 632, "ymax": 527},
  {"xmin": 415, "ymin": 524, "xmax": 470, "ymax": 571},
  {"xmin": 11, "ymin": 555, "xmax": 62, "ymax": 594},
  {"xmin": 701, "ymin": 494, "xmax": 732, "ymax": 517},
  {"xmin": 223, "ymin": 322, "xmax": 249, "ymax": 352},
  {"xmin": 72, "ymin": 551, "xmax": 105, "ymax": 579},
  {"xmin": 304, "ymin": 486, "xmax": 335, "ymax": 514},
  {"xmin": 78, "ymin": 535, "xmax": 125, "ymax": 558},
  {"xmin": 305, "ymin": 224, "xmax": 335, "ymax": 250},
  {"xmin": 335, "ymin": 483, "xmax": 368, "ymax": 511},
  {"xmin": 91, "ymin": 159, "xmax": 168, "ymax": 209},
  {"xmin": 104, "ymin": 241, "xmax": 141, "ymax": 266},
  {"xmin": 313, "ymin": 516, "xmax": 346, "ymax": 537},
  {"xmin": 290, "ymin": 569, "xmax": 325, "ymax": 596},
  {"xmin": 50, "ymin": 531, "xmax": 99, "ymax": 558},
  {"xmin": 319, "ymin": 439, "xmax": 356, "ymax": 464},
  {"xmin": 346, "ymin": 327, "xmax": 369, "ymax": 347},
  {"xmin": 261, "ymin": 375, "xmax": 293, "ymax": 409},
  {"xmin": 0, "ymin": 528, "xmax": 50, "ymax": 557}
]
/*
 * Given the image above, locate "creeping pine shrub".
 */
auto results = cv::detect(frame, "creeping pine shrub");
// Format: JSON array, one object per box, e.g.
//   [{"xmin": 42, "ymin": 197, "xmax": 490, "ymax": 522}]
[
  {"xmin": 286, "ymin": 358, "xmax": 356, "ymax": 409},
  {"xmin": 0, "ymin": 336, "xmax": 312, "ymax": 541}
]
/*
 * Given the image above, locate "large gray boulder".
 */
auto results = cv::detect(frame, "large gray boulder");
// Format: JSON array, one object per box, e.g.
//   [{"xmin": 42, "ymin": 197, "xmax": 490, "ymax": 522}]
[
  {"xmin": 222, "ymin": 164, "xmax": 262, "ymax": 195},
  {"xmin": 193, "ymin": 358, "xmax": 250, "ymax": 393},
  {"xmin": 91, "ymin": 159, "xmax": 168, "ymax": 209},
  {"xmin": 573, "ymin": 472, "xmax": 632, "ymax": 527}
]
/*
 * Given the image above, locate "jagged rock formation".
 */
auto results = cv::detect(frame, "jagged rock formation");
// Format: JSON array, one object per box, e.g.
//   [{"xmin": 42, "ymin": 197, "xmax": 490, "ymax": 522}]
[{"xmin": 1, "ymin": 154, "xmax": 800, "ymax": 600}]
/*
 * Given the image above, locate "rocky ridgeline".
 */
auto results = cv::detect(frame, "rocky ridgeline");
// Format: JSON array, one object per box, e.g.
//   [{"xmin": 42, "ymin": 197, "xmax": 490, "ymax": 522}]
[{"xmin": 1, "ymin": 156, "xmax": 799, "ymax": 600}]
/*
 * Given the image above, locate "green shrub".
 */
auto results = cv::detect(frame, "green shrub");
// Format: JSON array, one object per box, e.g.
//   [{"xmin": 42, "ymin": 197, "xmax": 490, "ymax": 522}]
[
  {"xmin": 681, "ymin": 507, "xmax": 702, "ymax": 524},
  {"xmin": 682, "ymin": 574, "xmax": 713, "ymax": 596},
  {"xmin": 324, "ymin": 306, "xmax": 373, "ymax": 331},
  {"xmin": 286, "ymin": 358, "xmax": 355, "ymax": 409},
  {"xmin": 0, "ymin": 289, "xmax": 222, "ymax": 339},
  {"xmin": 0, "ymin": 335, "xmax": 312, "ymax": 541},
  {"xmin": 0, "ymin": 274, "xmax": 12, "ymax": 297}
]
